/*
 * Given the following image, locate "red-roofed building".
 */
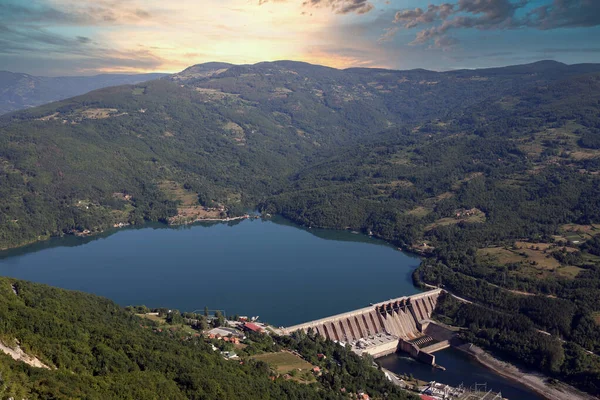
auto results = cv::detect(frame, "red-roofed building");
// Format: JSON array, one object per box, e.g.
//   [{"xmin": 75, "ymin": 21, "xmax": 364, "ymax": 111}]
[
  {"xmin": 420, "ymin": 395, "xmax": 437, "ymax": 400},
  {"xmin": 243, "ymin": 322, "xmax": 264, "ymax": 333}
]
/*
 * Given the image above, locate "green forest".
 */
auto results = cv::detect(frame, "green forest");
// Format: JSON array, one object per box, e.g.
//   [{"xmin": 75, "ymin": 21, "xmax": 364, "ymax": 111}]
[{"xmin": 1, "ymin": 60, "xmax": 600, "ymax": 396}]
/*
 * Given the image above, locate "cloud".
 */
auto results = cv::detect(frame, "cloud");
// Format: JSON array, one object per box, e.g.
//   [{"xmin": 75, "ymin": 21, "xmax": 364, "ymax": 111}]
[
  {"xmin": 303, "ymin": 0, "xmax": 374, "ymax": 15},
  {"xmin": 378, "ymin": 26, "xmax": 399, "ymax": 42},
  {"xmin": 0, "ymin": 1, "xmax": 155, "ymax": 26},
  {"xmin": 528, "ymin": 0, "xmax": 600, "ymax": 29},
  {"xmin": 0, "ymin": 22, "xmax": 165, "ymax": 74},
  {"xmin": 431, "ymin": 35, "xmax": 459, "ymax": 50},
  {"xmin": 260, "ymin": 0, "xmax": 374, "ymax": 15},
  {"xmin": 387, "ymin": 0, "xmax": 600, "ymax": 49},
  {"xmin": 394, "ymin": 4, "xmax": 455, "ymax": 28},
  {"xmin": 0, "ymin": 0, "xmax": 171, "ymax": 75}
]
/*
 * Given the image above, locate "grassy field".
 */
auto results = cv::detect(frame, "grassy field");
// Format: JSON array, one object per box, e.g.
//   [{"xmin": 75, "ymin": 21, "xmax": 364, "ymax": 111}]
[
  {"xmin": 159, "ymin": 180, "xmax": 227, "ymax": 223},
  {"xmin": 593, "ymin": 312, "xmax": 600, "ymax": 326},
  {"xmin": 407, "ymin": 206, "xmax": 431, "ymax": 217},
  {"xmin": 477, "ymin": 242, "xmax": 583, "ymax": 280},
  {"xmin": 252, "ymin": 351, "xmax": 316, "ymax": 382},
  {"xmin": 135, "ymin": 313, "xmax": 199, "ymax": 336},
  {"xmin": 135, "ymin": 313, "xmax": 166, "ymax": 323},
  {"xmin": 558, "ymin": 224, "xmax": 600, "ymax": 244},
  {"xmin": 515, "ymin": 121, "xmax": 583, "ymax": 158},
  {"xmin": 451, "ymin": 172, "xmax": 483, "ymax": 190},
  {"xmin": 425, "ymin": 208, "xmax": 486, "ymax": 231},
  {"xmin": 159, "ymin": 181, "xmax": 199, "ymax": 206}
]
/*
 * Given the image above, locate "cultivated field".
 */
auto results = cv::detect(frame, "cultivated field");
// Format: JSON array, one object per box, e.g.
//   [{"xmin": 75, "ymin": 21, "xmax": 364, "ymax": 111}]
[
  {"xmin": 159, "ymin": 181, "xmax": 225, "ymax": 224},
  {"xmin": 477, "ymin": 242, "xmax": 583, "ymax": 280}
]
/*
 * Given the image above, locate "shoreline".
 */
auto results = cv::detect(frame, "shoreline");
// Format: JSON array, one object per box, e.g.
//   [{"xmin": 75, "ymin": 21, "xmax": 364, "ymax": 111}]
[
  {"xmin": 168, "ymin": 215, "xmax": 249, "ymax": 226},
  {"xmin": 0, "ymin": 215, "xmax": 252, "ymax": 252},
  {"xmin": 456, "ymin": 343, "xmax": 596, "ymax": 400}
]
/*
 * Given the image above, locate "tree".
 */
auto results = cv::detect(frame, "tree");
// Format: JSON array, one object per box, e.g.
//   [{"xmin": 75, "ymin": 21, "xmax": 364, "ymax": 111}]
[
  {"xmin": 166, "ymin": 310, "xmax": 183, "ymax": 325},
  {"xmin": 213, "ymin": 311, "xmax": 225, "ymax": 328}
]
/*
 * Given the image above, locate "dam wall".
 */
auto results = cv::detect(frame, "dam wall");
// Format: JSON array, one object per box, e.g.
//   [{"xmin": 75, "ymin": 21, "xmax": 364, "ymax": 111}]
[
  {"xmin": 283, "ymin": 289, "xmax": 444, "ymax": 359},
  {"xmin": 283, "ymin": 289, "xmax": 442, "ymax": 341}
]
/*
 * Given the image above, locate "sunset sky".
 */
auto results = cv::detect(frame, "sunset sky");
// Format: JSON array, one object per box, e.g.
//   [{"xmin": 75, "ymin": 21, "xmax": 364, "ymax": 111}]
[{"xmin": 1, "ymin": 0, "xmax": 599, "ymax": 75}]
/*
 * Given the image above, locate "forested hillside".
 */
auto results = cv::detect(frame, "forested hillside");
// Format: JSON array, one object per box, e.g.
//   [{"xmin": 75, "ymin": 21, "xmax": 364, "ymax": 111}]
[
  {"xmin": 1, "ymin": 60, "xmax": 600, "ymax": 395},
  {"xmin": 2, "ymin": 60, "xmax": 599, "ymax": 250}
]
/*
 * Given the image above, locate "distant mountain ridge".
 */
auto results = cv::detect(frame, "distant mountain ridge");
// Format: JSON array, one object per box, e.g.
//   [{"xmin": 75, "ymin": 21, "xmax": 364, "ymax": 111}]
[
  {"xmin": 0, "ymin": 71, "xmax": 168, "ymax": 115},
  {"xmin": 1, "ymin": 58, "xmax": 599, "ymax": 253},
  {"xmin": 3, "ymin": 60, "xmax": 597, "ymax": 116}
]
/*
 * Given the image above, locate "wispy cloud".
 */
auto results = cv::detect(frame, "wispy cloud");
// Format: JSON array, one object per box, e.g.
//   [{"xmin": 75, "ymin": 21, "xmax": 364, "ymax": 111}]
[
  {"xmin": 259, "ymin": 0, "xmax": 374, "ymax": 15},
  {"xmin": 302, "ymin": 0, "xmax": 374, "ymax": 15},
  {"xmin": 0, "ymin": 0, "xmax": 155, "ymax": 26}
]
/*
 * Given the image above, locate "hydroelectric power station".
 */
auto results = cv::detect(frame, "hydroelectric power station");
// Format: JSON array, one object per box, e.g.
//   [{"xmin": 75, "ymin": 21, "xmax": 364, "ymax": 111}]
[{"xmin": 283, "ymin": 289, "xmax": 454, "ymax": 365}]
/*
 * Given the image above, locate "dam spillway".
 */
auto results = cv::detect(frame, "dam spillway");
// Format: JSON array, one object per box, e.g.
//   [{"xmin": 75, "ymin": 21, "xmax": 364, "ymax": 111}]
[{"xmin": 283, "ymin": 289, "xmax": 445, "ymax": 360}]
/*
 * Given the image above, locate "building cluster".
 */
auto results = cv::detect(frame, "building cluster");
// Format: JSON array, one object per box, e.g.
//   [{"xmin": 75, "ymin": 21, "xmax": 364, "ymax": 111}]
[
  {"xmin": 204, "ymin": 321, "xmax": 269, "ymax": 346},
  {"xmin": 418, "ymin": 381, "xmax": 504, "ymax": 400},
  {"xmin": 454, "ymin": 208, "xmax": 480, "ymax": 219}
]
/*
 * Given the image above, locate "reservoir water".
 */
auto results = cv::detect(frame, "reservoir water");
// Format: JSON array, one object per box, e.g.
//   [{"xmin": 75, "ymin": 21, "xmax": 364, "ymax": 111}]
[
  {"xmin": 0, "ymin": 217, "xmax": 420, "ymax": 326},
  {"xmin": 0, "ymin": 217, "xmax": 540, "ymax": 399}
]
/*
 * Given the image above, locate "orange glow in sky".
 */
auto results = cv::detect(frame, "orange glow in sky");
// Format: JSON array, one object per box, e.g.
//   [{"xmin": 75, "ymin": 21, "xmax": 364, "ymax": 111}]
[{"xmin": 51, "ymin": 0, "xmax": 361, "ymax": 73}]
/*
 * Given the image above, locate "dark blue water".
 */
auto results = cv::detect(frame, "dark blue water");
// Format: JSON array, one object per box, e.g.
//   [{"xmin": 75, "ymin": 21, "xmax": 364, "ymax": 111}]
[
  {"xmin": 378, "ymin": 348, "xmax": 542, "ymax": 399},
  {"xmin": 0, "ymin": 217, "xmax": 420, "ymax": 326}
]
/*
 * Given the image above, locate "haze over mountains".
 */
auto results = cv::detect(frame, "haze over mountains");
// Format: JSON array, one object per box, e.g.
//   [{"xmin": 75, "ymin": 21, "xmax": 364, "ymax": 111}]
[{"xmin": 0, "ymin": 71, "xmax": 168, "ymax": 115}]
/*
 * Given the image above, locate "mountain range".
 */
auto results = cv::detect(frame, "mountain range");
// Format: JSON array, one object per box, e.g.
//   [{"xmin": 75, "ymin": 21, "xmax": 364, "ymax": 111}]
[
  {"xmin": 0, "ymin": 71, "xmax": 168, "ymax": 115},
  {"xmin": 1, "ymin": 59, "xmax": 600, "ymax": 396}
]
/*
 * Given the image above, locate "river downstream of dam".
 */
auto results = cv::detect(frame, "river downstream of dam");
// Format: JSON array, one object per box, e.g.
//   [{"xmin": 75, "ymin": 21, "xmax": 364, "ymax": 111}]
[{"xmin": 0, "ymin": 216, "xmax": 539, "ymax": 398}]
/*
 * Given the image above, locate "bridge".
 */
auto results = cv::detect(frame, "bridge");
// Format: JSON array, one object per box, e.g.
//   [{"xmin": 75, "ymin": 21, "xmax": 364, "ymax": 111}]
[{"xmin": 283, "ymin": 289, "xmax": 451, "ymax": 364}]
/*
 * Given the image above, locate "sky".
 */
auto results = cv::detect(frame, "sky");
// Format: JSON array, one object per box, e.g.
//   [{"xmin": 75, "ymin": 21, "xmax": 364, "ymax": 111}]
[{"xmin": 0, "ymin": 0, "xmax": 599, "ymax": 76}]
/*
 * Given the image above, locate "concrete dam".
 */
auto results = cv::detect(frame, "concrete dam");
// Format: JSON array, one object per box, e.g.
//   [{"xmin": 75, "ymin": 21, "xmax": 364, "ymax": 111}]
[{"xmin": 283, "ymin": 289, "xmax": 451, "ymax": 364}]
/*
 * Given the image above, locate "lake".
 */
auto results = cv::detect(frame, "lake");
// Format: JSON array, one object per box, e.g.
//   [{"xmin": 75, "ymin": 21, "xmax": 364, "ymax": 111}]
[
  {"xmin": 0, "ymin": 216, "xmax": 540, "ymax": 398},
  {"xmin": 0, "ymin": 217, "xmax": 420, "ymax": 326}
]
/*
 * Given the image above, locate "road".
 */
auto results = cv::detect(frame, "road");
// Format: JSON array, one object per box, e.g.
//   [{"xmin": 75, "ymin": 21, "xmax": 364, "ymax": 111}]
[{"xmin": 421, "ymin": 281, "xmax": 597, "ymax": 356}]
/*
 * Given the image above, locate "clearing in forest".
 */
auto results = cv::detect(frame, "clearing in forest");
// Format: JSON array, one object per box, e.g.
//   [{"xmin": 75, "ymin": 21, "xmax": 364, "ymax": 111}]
[
  {"xmin": 159, "ymin": 180, "xmax": 224, "ymax": 224},
  {"xmin": 407, "ymin": 206, "xmax": 431, "ymax": 217},
  {"xmin": 592, "ymin": 312, "xmax": 600, "ymax": 326},
  {"xmin": 136, "ymin": 313, "xmax": 166, "ymax": 324},
  {"xmin": 425, "ymin": 208, "xmax": 486, "ymax": 231},
  {"xmin": 223, "ymin": 121, "xmax": 245, "ymax": 143},
  {"xmin": 558, "ymin": 224, "xmax": 600, "ymax": 243},
  {"xmin": 477, "ymin": 243, "xmax": 583, "ymax": 280},
  {"xmin": 79, "ymin": 108, "xmax": 120, "ymax": 119},
  {"xmin": 252, "ymin": 351, "xmax": 316, "ymax": 382},
  {"xmin": 159, "ymin": 181, "xmax": 198, "ymax": 206}
]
